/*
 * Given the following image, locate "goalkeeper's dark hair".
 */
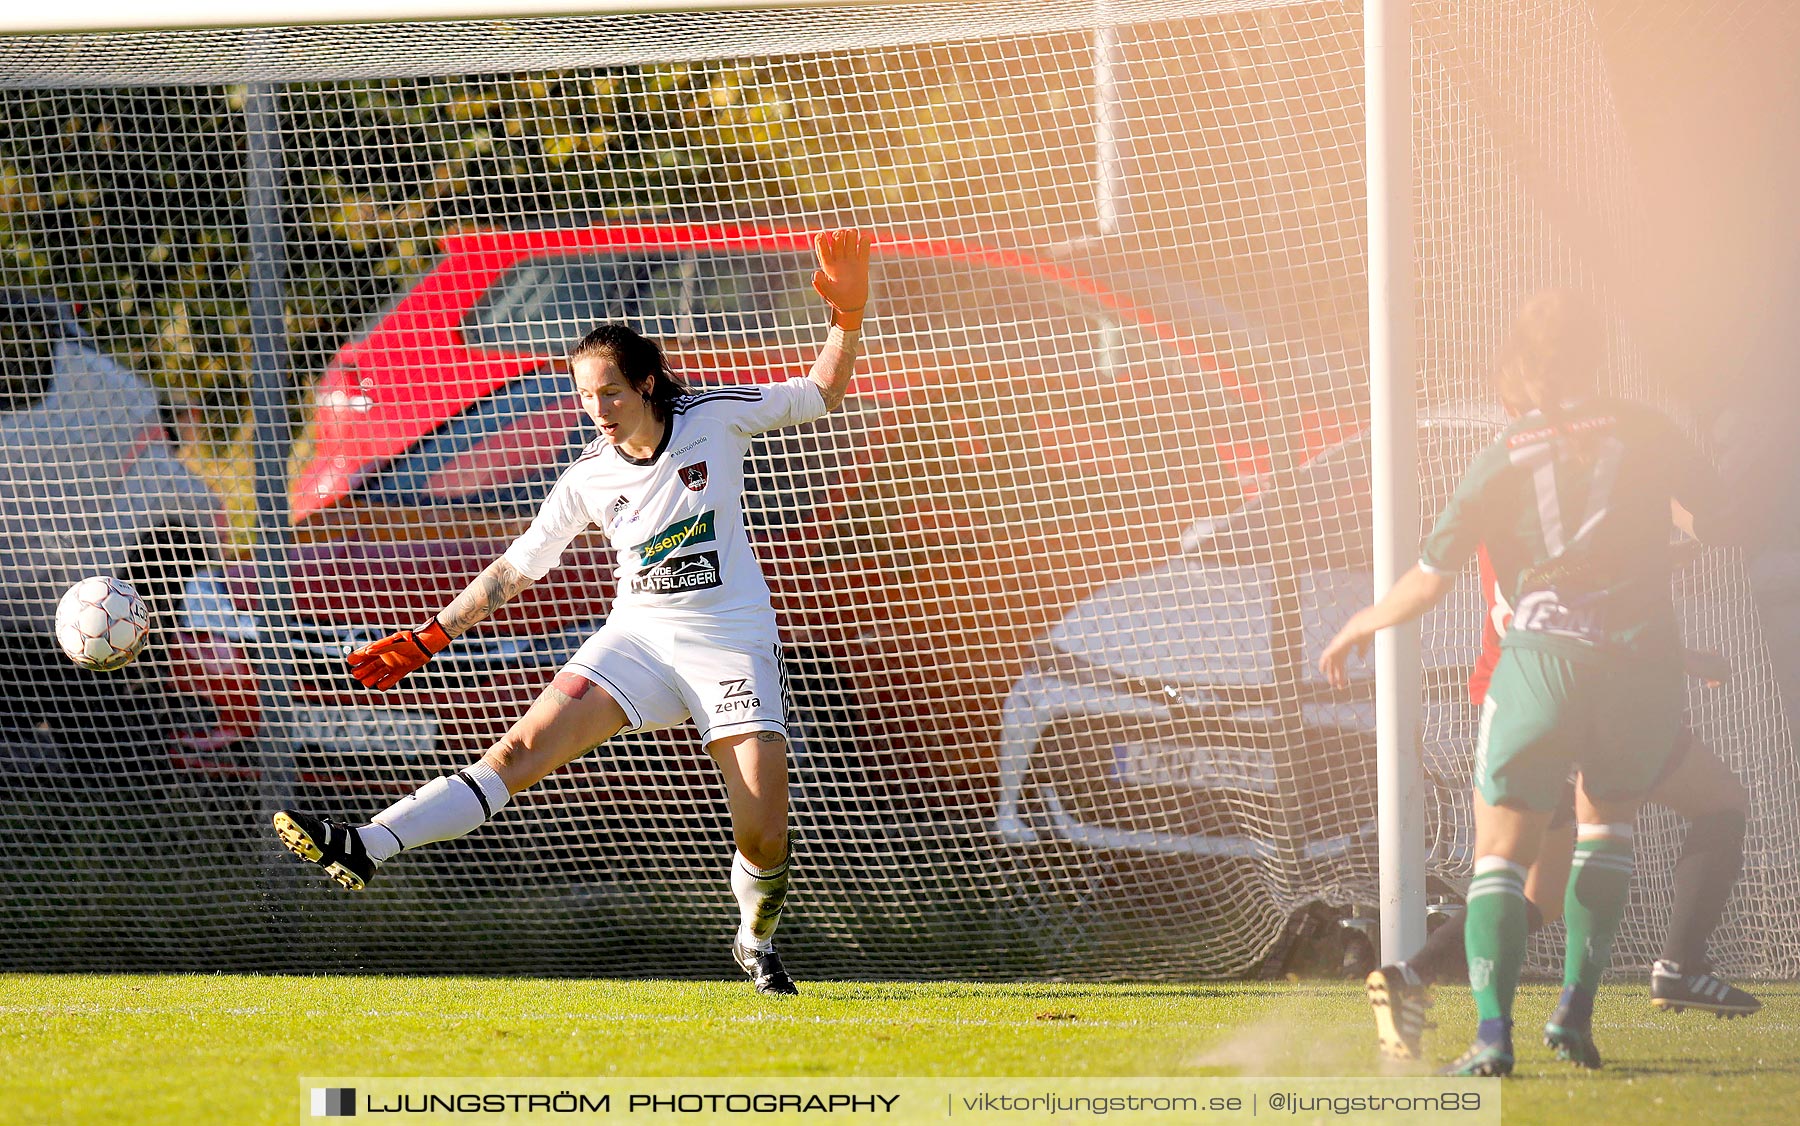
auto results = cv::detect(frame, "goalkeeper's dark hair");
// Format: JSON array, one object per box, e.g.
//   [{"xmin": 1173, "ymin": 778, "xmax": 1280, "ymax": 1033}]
[
  {"xmin": 570, "ymin": 323, "xmax": 688, "ymax": 422},
  {"xmin": 1494, "ymin": 289, "xmax": 1604, "ymax": 416}
]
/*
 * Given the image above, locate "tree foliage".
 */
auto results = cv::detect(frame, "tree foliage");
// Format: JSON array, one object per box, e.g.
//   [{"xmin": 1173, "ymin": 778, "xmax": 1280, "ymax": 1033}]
[{"xmin": 0, "ymin": 40, "xmax": 1098, "ymax": 452}]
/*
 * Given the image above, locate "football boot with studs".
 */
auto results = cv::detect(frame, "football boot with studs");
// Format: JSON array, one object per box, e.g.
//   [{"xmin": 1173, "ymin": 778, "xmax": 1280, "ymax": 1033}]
[
  {"xmin": 273, "ymin": 809, "xmax": 376, "ymax": 891},
  {"xmin": 1650, "ymin": 960, "xmax": 1761, "ymax": 1018}
]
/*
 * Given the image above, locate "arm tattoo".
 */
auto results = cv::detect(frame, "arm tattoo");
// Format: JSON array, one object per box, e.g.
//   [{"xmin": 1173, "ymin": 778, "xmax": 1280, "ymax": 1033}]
[
  {"xmin": 438, "ymin": 557, "xmax": 534, "ymax": 639},
  {"xmin": 807, "ymin": 326, "xmax": 861, "ymax": 412},
  {"xmin": 756, "ymin": 731, "xmax": 787, "ymax": 744}
]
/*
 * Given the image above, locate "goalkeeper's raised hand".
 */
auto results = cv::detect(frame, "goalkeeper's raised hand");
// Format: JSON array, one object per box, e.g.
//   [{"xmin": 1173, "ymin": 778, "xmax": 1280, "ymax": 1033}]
[
  {"xmin": 347, "ymin": 620, "xmax": 451, "ymax": 691},
  {"xmin": 812, "ymin": 228, "xmax": 870, "ymax": 329}
]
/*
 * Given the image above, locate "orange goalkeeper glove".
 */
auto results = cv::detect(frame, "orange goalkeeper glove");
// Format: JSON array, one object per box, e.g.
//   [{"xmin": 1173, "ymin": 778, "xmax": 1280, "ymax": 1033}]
[
  {"xmin": 347, "ymin": 619, "xmax": 451, "ymax": 691},
  {"xmin": 812, "ymin": 228, "xmax": 869, "ymax": 329}
]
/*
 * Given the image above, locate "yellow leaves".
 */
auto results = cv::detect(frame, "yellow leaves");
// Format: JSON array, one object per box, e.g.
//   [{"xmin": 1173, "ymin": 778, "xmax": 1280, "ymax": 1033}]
[
  {"xmin": 447, "ymin": 90, "xmax": 500, "ymax": 122},
  {"xmin": 158, "ymin": 301, "xmax": 194, "ymax": 358},
  {"xmin": 539, "ymin": 134, "xmax": 580, "ymax": 163},
  {"xmin": 0, "ymin": 163, "xmax": 38, "ymax": 215},
  {"xmin": 323, "ymin": 194, "xmax": 383, "ymax": 249},
  {"xmin": 316, "ymin": 191, "xmax": 433, "ymax": 252}
]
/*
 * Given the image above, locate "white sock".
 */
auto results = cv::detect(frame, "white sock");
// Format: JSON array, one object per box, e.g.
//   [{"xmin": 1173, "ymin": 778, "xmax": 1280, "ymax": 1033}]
[
  {"xmin": 358, "ymin": 761, "xmax": 511, "ymax": 863},
  {"xmin": 731, "ymin": 849, "xmax": 791, "ymax": 951}
]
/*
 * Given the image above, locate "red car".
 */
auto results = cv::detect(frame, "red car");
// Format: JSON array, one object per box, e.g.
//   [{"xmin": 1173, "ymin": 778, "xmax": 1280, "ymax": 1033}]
[{"xmin": 271, "ymin": 223, "xmax": 1343, "ymax": 808}]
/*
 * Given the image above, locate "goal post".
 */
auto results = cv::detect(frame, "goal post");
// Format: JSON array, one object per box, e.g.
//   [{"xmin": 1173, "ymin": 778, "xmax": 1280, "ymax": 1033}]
[
  {"xmin": 1365, "ymin": 0, "xmax": 1423, "ymax": 967},
  {"xmin": 0, "ymin": 1, "xmax": 1792, "ymax": 982}
]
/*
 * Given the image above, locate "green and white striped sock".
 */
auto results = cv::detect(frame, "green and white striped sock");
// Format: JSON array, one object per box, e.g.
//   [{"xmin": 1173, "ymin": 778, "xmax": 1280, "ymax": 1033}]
[
  {"xmin": 1466, "ymin": 855, "xmax": 1528, "ymax": 1025},
  {"xmin": 1564, "ymin": 823, "xmax": 1635, "ymax": 995}
]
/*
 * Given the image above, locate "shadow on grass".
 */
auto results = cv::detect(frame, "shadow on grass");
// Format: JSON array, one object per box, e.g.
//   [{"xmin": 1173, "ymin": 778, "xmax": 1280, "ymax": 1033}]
[{"xmin": 2, "ymin": 776, "xmax": 1315, "ymax": 983}]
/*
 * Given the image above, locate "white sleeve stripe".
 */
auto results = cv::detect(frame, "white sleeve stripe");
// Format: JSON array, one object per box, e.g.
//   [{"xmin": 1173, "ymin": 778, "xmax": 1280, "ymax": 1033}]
[{"xmin": 1418, "ymin": 558, "xmax": 1451, "ymax": 576}]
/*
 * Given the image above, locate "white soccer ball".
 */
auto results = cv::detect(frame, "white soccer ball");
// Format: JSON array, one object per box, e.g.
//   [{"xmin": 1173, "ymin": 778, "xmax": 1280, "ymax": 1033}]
[{"xmin": 54, "ymin": 576, "xmax": 152, "ymax": 672}]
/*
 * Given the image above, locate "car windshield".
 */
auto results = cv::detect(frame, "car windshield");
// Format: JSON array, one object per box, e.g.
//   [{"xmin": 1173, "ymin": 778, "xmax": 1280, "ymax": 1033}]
[
  {"xmin": 1189, "ymin": 416, "xmax": 1501, "ymax": 570},
  {"xmin": 462, "ymin": 251, "xmax": 821, "ymax": 352},
  {"xmin": 354, "ymin": 365, "xmax": 588, "ymax": 511},
  {"xmin": 1190, "ymin": 436, "xmax": 1373, "ymax": 570},
  {"xmin": 460, "ymin": 249, "xmax": 1132, "ymax": 375}
]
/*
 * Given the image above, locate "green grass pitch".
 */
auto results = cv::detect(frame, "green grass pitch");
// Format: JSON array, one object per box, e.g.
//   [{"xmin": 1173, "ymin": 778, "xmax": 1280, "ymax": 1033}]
[{"xmin": 4, "ymin": 975, "xmax": 1794, "ymax": 1125}]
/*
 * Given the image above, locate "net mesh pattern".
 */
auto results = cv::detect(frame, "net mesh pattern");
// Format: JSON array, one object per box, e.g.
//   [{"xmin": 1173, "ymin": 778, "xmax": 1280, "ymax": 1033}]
[{"xmin": 0, "ymin": 0, "xmax": 1793, "ymax": 979}]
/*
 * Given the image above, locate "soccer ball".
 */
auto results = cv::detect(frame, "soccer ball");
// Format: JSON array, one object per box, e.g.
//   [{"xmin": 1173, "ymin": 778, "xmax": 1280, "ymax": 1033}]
[{"xmin": 55, "ymin": 576, "xmax": 152, "ymax": 671}]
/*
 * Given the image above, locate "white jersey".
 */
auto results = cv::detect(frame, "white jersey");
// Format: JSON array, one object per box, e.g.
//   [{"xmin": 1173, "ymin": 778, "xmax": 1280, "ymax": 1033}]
[{"xmin": 502, "ymin": 376, "xmax": 828, "ymax": 619}]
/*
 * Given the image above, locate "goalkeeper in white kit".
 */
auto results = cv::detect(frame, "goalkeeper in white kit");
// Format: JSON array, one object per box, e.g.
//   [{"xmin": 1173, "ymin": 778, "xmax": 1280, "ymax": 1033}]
[{"xmin": 272, "ymin": 229, "xmax": 871, "ymax": 995}]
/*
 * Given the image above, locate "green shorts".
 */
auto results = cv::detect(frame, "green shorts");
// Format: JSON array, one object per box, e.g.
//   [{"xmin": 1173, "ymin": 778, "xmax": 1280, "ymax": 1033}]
[{"xmin": 1473, "ymin": 644, "xmax": 1685, "ymax": 812}]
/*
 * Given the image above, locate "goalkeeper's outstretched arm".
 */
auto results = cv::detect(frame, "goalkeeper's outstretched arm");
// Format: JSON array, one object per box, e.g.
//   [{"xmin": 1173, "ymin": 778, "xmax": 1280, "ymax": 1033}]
[
  {"xmin": 438, "ymin": 557, "xmax": 536, "ymax": 639},
  {"xmin": 806, "ymin": 228, "xmax": 871, "ymax": 412}
]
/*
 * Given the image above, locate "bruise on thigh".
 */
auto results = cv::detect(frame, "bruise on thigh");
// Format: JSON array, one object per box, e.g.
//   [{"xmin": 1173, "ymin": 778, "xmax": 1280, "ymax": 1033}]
[{"xmin": 552, "ymin": 670, "xmax": 594, "ymax": 699}]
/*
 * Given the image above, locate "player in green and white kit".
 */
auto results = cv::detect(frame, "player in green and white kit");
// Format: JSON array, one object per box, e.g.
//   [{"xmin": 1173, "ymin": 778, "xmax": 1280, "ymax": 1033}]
[{"xmin": 1320, "ymin": 291, "xmax": 1739, "ymax": 1075}]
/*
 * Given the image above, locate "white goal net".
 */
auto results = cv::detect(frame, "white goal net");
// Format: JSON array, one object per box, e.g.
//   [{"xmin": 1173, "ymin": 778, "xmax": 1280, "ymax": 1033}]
[{"xmin": 0, "ymin": 0, "xmax": 1793, "ymax": 979}]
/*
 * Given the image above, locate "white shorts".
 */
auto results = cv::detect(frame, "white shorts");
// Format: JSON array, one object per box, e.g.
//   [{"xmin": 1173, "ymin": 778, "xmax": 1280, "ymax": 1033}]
[{"xmin": 562, "ymin": 611, "xmax": 788, "ymax": 745}]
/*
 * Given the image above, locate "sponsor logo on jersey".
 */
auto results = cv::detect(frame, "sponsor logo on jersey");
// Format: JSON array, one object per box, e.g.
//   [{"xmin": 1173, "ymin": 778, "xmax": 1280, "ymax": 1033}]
[
  {"xmin": 679, "ymin": 461, "xmax": 709, "ymax": 491},
  {"xmin": 1511, "ymin": 587, "xmax": 1607, "ymax": 644},
  {"xmin": 634, "ymin": 510, "xmax": 716, "ymax": 566},
  {"xmin": 715, "ymin": 678, "xmax": 761, "ymax": 713},
  {"xmin": 631, "ymin": 549, "xmax": 722, "ymax": 594},
  {"xmin": 670, "ymin": 436, "xmax": 710, "ymax": 459},
  {"xmin": 606, "ymin": 495, "xmax": 633, "ymax": 524}
]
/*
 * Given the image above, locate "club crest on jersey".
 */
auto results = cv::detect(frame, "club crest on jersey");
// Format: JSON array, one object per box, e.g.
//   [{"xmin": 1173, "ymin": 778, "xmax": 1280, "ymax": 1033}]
[{"xmin": 679, "ymin": 462, "xmax": 709, "ymax": 491}]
